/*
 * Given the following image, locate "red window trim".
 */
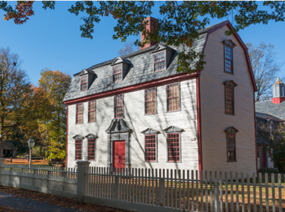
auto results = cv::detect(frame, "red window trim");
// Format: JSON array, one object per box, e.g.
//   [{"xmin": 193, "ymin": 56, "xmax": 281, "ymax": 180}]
[
  {"xmin": 224, "ymin": 45, "xmax": 233, "ymax": 74},
  {"xmin": 145, "ymin": 87, "xmax": 156, "ymax": 114},
  {"xmin": 167, "ymin": 133, "xmax": 180, "ymax": 162},
  {"xmin": 154, "ymin": 51, "xmax": 166, "ymax": 72},
  {"xmin": 80, "ymin": 75, "xmax": 88, "ymax": 91},
  {"xmin": 75, "ymin": 139, "xmax": 82, "ymax": 161},
  {"xmin": 88, "ymin": 138, "xmax": 96, "ymax": 160},
  {"xmin": 145, "ymin": 134, "xmax": 156, "ymax": 162},
  {"xmin": 113, "ymin": 64, "xmax": 122, "ymax": 82},
  {"xmin": 167, "ymin": 83, "xmax": 180, "ymax": 112},
  {"xmin": 226, "ymin": 132, "xmax": 236, "ymax": 162},
  {"xmin": 88, "ymin": 100, "xmax": 96, "ymax": 122},
  {"xmin": 76, "ymin": 103, "xmax": 83, "ymax": 124},
  {"xmin": 114, "ymin": 94, "xmax": 124, "ymax": 119}
]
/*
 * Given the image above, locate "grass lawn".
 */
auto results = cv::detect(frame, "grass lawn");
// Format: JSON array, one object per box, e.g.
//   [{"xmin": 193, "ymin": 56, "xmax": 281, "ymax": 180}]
[{"xmin": 4, "ymin": 158, "xmax": 49, "ymax": 166}]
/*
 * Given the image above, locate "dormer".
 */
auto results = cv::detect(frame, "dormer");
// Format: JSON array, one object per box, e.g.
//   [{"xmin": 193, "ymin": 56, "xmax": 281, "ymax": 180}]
[
  {"xmin": 78, "ymin": 69, "xmax": 95, "ymax": 91},
  {"xmin": 111, "ymin": 57, "xmax": 131, "ymax": 82},
  {"xmin": 152, "ymin": 44, "xmax": 174, "ymax": 72}
]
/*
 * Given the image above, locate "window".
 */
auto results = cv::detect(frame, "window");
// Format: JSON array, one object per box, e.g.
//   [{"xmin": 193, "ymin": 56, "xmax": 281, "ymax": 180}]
[
  {"xmin": 167, "ymin": 133, "xmax": 180, "ymax": 162},
  {"xmin": 224, "ymin": 81, "xmax": 237, "ymax": 115},
  {"xmin": 75, "ymin": 139, "xmax": 82, "ymax": 160},
  {"xmin": 167, "ymin": 83, "xmax": 180, "ymax": 112},
  {"xmin": 88, "ymin": 138, "xmax": 96, "ymax": 160},
  {"xmin": 145, "ymin": 88, "xmax": 156, "ymax": 114},
  {"xmin": 225, "ymin": 127, "xmax": 238, "ymax": 162},
  {"xmin": 76, "ymin": 103, "xmax": 83, "ymax": 124},
  {"xmin": 154, "ymin": 51, "xmax": 166, "ymax": 72},
  {"xmin": 225, "ymin": 46, "xmax": 233, "ymax": 73},
  {"xmin": 81, "ymin": 75, "xmax": 88, "ymax": 91},
  {"xmin": 114, "ymin": 94, "xmax": 123, "ymax": 118},
  {"xmin": 113, "ymin": 64, "xmax": 122, "ymax": 82},
  {"xmin": 88, "ymin": 100, "xmax": 96, "ymax": 122},
  {"xmin": 145, "ymin": 135, "xmax": 156, "ymax": 161}
]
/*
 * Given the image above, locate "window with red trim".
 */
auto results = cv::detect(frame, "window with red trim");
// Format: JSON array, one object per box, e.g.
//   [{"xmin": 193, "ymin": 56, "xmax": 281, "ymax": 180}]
[
  {"xmin": 167, "ymin": 133, "xmax": 180, "ymax": 162},
  {"xmin": 224, "ymin": 81, "xmax": 236, "ymax": 115},
  {"xmin": 75, "ymin": 139, "xmax": 82, "ymax": 160},
  {"xmin": 76, "ymin": 103, "xmax": 83, "ymax": 124},
  {"xmin": 113, "ymin": 64, "xmax": 122, "ymax": 82},
  {"xmin": 145, "ymin": 88, "xmax": 156, "ymax": 114},
  {"xmin": 114, "ymin": 94, "xmax": 123, "ymax": 118},
  {"xmin": 154, "ymin": 51, "xmax": 166, "ymax": 72},
  {"xmin": 226, "ymin": 129, "xmax": 236, "ymax": 162},
  {"xmin": 145, "ymin": 135, "xmax": 156, "ymax": 161},
  {"xmin": 88, "ymin": 100, "xmax": 96, "ymax": 122},
  {"xmin": 167, "ymin": 83, "xmax": 180, "ymax": 111},
  {"xmin": 225, "ymin": 46, "xmax": 233, "ymax": 73},
  {"xmin": 81, "ymin": 75, "xmax": 88, "ymax": 91},
  {"xmin": 88, "ymin": 138, "xmax": 96, "ymax": 160}
]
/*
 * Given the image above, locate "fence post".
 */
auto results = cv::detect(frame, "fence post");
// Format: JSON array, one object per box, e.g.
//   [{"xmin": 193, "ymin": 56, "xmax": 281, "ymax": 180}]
[
  {"xmin": 77, "ymin": 161, "xmax": 90, "ymax": 203},
  {"xmin": 115, "ymin": 172, "xmax": 119, "ymax": 200},
  {"xmin": 159, "ymin": 177, "xmax": 165, "ymax": 206}
]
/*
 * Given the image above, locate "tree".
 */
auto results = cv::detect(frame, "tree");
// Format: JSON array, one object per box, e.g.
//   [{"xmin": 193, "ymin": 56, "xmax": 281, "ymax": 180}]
[
  {"xmin": 1, "ymin": 1, "xmax": 285, "ymax": 73},
  {"xmin": 118, "ymin": 40, "xmax": 139, "ymax": 57},
  {"xmin": 258, "ymin": 122, "xmax": 285, "ymax": 173},
  {"xmin": 37, "ymin": 69, "xmax": 71, "ymax": 160},
  {"xmin": 247, "ymin": 42, "xmax": 282, "ymax": 102}
]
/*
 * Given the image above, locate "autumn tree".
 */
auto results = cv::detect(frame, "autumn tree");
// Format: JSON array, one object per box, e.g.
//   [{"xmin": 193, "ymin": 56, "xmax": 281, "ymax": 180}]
[
  {"xmin": 118, "ymin": 40, "xmax": 139, "ymax": 57},
  {"xmin": 2, "ymin": 1, "xmax": 285, "ymax": 73},
  {"xmin": 247, "ymin": 42, "xmax": 283, "ymax": 102},
  {"xmin": 38, "ymin": 69, "xmax": 71, "ymax": 160}
]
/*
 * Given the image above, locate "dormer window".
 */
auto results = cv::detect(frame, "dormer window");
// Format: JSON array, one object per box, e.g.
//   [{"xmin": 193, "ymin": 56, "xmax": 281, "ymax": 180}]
[
  {"xmin": 113, "ymin": 64, "xmax": 122, "ymax": 82},
  {"xmin": 223, "ymin": 39, "xmax": 236, "ymax": 74},
  {"xmin": 154, "ymin": 51, "xmax": 166, "ymax": 72},
  {"xmin": 81, "ymin": 75, "xmax": 88, "ymax": 91}
]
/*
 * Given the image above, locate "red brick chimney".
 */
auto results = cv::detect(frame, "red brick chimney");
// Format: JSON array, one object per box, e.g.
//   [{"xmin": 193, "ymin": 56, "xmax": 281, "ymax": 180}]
[
  {"xmin": 272, "ymin": 77, "xmax": 285, "ymax": 104},
  {"xmin": 140, "ymin": 17, "xmax": 158, "ymax": 50}
]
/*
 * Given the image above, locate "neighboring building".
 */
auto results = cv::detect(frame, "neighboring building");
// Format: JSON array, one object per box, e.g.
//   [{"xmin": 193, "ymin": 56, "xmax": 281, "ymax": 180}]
[
  {"xmin": 1, "ymin": 140, "xmax": 16, "ymax": 158},
  {"xmin": 256, "ymin": 77, "xmax": 285, "ymax": 170},
  {"xmin": 63, "ymin": 19, "xmax": 257, "ymax": 174}
]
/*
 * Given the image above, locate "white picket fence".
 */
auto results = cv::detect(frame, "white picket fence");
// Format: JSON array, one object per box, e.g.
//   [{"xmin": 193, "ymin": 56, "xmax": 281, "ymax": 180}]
[{"xmin": 0, "ymin": 160, "xmax": 284, "ymax": 212}]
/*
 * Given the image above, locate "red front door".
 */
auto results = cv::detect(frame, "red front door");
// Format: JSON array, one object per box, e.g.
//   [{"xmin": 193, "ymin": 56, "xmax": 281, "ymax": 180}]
[{"xmin": 113, "ymin": 141, "xmax": 125, "ymax": 169}]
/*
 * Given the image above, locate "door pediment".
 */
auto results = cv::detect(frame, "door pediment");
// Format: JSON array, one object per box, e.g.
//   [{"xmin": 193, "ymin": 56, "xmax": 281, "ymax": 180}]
[{"xmin": 106, "ymin": 119, "xmax": 132, "ymax": 134}]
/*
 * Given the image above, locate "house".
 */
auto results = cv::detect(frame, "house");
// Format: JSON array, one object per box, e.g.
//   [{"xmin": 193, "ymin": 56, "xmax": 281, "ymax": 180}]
[
  {"xmin": 63, "ymin": 19, "xmax": 257, "ymax": 174},
  {"xmin": 256, "ymin": 77, "xmax": 285, "ymax": 170},
  {"xmin": 1, "ymin": 140, "xmax": 16, "ymax": 158}
]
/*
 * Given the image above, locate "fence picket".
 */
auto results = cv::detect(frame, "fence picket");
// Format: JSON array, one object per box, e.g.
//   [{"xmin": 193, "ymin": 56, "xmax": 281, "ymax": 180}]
[
  {"xmin": 175, "ymin": 169, "xmax": 177, "ymax": 209},
  {"xmin": 259, "ymin": 173, "xmax": 263, "ymax": 212},
  {"xmin": 246, "ymin": 173, "xmax": 250, "ymax": 212},
  {"xmin": 225, "ymin": 172, "xmax": 228, "ymax": 212},
  {"xmin": 278, "ymin": 174, "xmax": 282, "ymax": 212},
  {"xmin": 171, "ymin": 169, "xmax": 174, "ymax": 208},
  {"xmin": 183, "ymin": 170, "xmax": 185, "ymax": 210},
  {"xmin": 205, "ymin": 171, "xmax": 209, "ymax": 212},
  {"xmin": 151, "ymin": 169, "xmax": 154, "ymax": 205},
  {"xmin": 230, "ymin": 172, "xmax": 233, "ymax": 212},
  {"xmin": 201, "ymin": 171, "xmax": 204, "ymax": 212},
  {"xmin": 210, "ymin": 171, "xmax": 213, "ymax": 212},
  {"xmin": 272, "ymin": 173, "xmax": 276, "ymax": 212},
  {"xmin": 145, "ymin": 168, "xmax": 147, "ymax": 204},
  {"xmin": 236, "ymin": 172, "xmax": 239, "ymax": 212},
  {"xmin": 253, "ymin": 172, "xmax": 256, "ymax": 212},
  {"xmin": 241, "ymin": 172, "xmax": 245, "ymax": 212},
  {"xmin": 220, "ymin": 171, "xmax": 223, "ymax": 211},
  {"xmin": 178, "ymin": 170, "xmax": 181, "ymax": 210},
  {"xmin": 167, "ymin": 169, "xmax": 170, "ymax": 208},
  {"xmin": 196, "ymin": 170, "xmax": 199, "ymax": 211},
  {"xmin": 265, "ymin": 173, "xmax": 269, "ymax": 212},
  {"xmin": 138, "ymin": 169, "xmax": 141, "ymax": 204}
]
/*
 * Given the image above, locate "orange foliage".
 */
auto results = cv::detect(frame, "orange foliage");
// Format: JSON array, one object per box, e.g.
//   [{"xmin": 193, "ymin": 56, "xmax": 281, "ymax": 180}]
[{"xmin": 4, "ymin": 1, "xmax": 34, "ymax": 24}]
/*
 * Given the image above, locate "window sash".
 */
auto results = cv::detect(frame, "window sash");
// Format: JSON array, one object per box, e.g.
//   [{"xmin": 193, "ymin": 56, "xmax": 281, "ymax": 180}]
[
  {"xmin": 225, "ymin": 46, "xmax": 233, "ymax": 73},
  {"xmin": 227, "ymin": 133, "xmax": 236, "ymax": 161},
  {"xmin": 154, "ymin": 51, "xmax": 166, "ymax": 72},
  {"xmin": 76, "ymin": 103, "xmax": 83, "ymax": 124},
  {"xmin": 113, "ymin": 64, "xmax": 122, "ymax": 82},
  {"xmin": 75, "ymin": 139, "xmax": 82, "ymax": 160},
  {"xmin": 167, "ymin": 83, "xmax": 180, "ymax": 111},
  {"xmin": 88, "ymin": 138, "xmax": 96, "ymax": 160},
  {"xmin": 88, "ymin": 100, "xmax": 96, "ymax": 122},
  {"xmin": 145, "ymin": 135, "xmax": 156, "ymax": 161},
  {"xmin": 225, "ymin": 86, "xmax": 234, "ymax": 114},
  {"xmin": 114, "ymin": 94, "xmax": 123, "ymax": 118},
  {"xmin": 167, "ymin": 133, "xmax": 180, "ymax": 162},
  {"xmin": 145, "ymin": 88, "xmax": 156, "ymax": 114},
  {"xmin": 81, "ymin": 75, "xmax": 88, "ymax": 91}
]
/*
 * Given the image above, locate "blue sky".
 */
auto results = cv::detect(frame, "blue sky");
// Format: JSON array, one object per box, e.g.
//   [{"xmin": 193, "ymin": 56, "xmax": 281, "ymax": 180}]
[{"xmin": 0, "ymin": 1, "xmax": 284, "ymax": 86}]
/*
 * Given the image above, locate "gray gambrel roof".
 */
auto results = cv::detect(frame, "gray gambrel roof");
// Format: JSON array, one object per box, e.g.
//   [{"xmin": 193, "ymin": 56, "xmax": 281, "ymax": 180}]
[
  {"xmin": 63, "ymin": 21, "xmax": 228, "ymax": 102},
  {"xmin": 255, "ymin": 101, "xmax": 285, "ymax": 120}
]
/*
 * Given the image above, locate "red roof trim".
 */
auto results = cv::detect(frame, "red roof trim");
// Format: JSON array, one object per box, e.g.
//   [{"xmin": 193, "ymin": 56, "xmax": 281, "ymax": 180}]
[
  {"xmin": 64, "ymin": 72, "xmax": 198, "ymax": 105},
  {"xmin": 202, "ymin": 20, "xmax": 257, "ymax": 92}
]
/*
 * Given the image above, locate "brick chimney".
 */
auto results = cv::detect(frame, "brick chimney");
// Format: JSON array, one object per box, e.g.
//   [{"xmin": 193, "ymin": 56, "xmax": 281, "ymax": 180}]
[
  {"xmin": 272, "ymin": 77, "xmax": 285, "ymax": 104},
  {"xmin": 140, "ymin": 17, "xmax": 158, "ymax": 50}
]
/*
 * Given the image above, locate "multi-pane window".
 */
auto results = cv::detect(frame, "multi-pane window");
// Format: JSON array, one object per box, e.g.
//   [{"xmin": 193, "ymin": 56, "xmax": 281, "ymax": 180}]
[
  {"xmin": 88, "ymin": 138, "xmax": 96, "ymax": 160},
  {"xmin": 145, "ymin": 88, "xmax": 156, "ymax": 114},
  {"xmin": 81, "ymin": 75, "xmax": 88, "ymax": 91},
  {"xmin": 167, "ymin": 83, "xmax": 180, "ymax": 112},
  {"xmin": 154, "ymin": 51, "xmax": 166, "ymax": 72},
  {"xmin": 76, "ymin": 103, "xmax": 83, "ymax": 124},
  {"xmin": 225, "ymin": 46, "xmax": 233, "ymax": 73},
  {"xmin": 88, "ymin": 100, "xmax": 96, "ymax": 122},
  {"xmin": 75, "ymin": 139, "xmax": 82, "ymax": 160},
  {"xmin": 226, "ymin": 127, "xmax": 237, "ymax": 162},
  {"xmin": 114, "ymin": 94, "xmax": 123, "ymax": 118},
  {"xmin": 145, "ymin": 135, "xmax": 156, "ymax": 161},
  {"xmin": 113, "ymin": 64, "xmax": 122, "ymax": 82},
  {"xmin": 224, "ymin": 81, "xmax": 237, "ymax": 115},
  {"xmin": 167, "ymin": 133, "xmax": 180, "ymax": 162}
]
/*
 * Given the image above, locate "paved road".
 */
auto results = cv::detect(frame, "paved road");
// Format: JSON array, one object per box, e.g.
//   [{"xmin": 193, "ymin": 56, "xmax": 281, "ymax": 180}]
[{"xmin": 0, "ymin": 192, "xmax": 82, "ymax": 212}]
